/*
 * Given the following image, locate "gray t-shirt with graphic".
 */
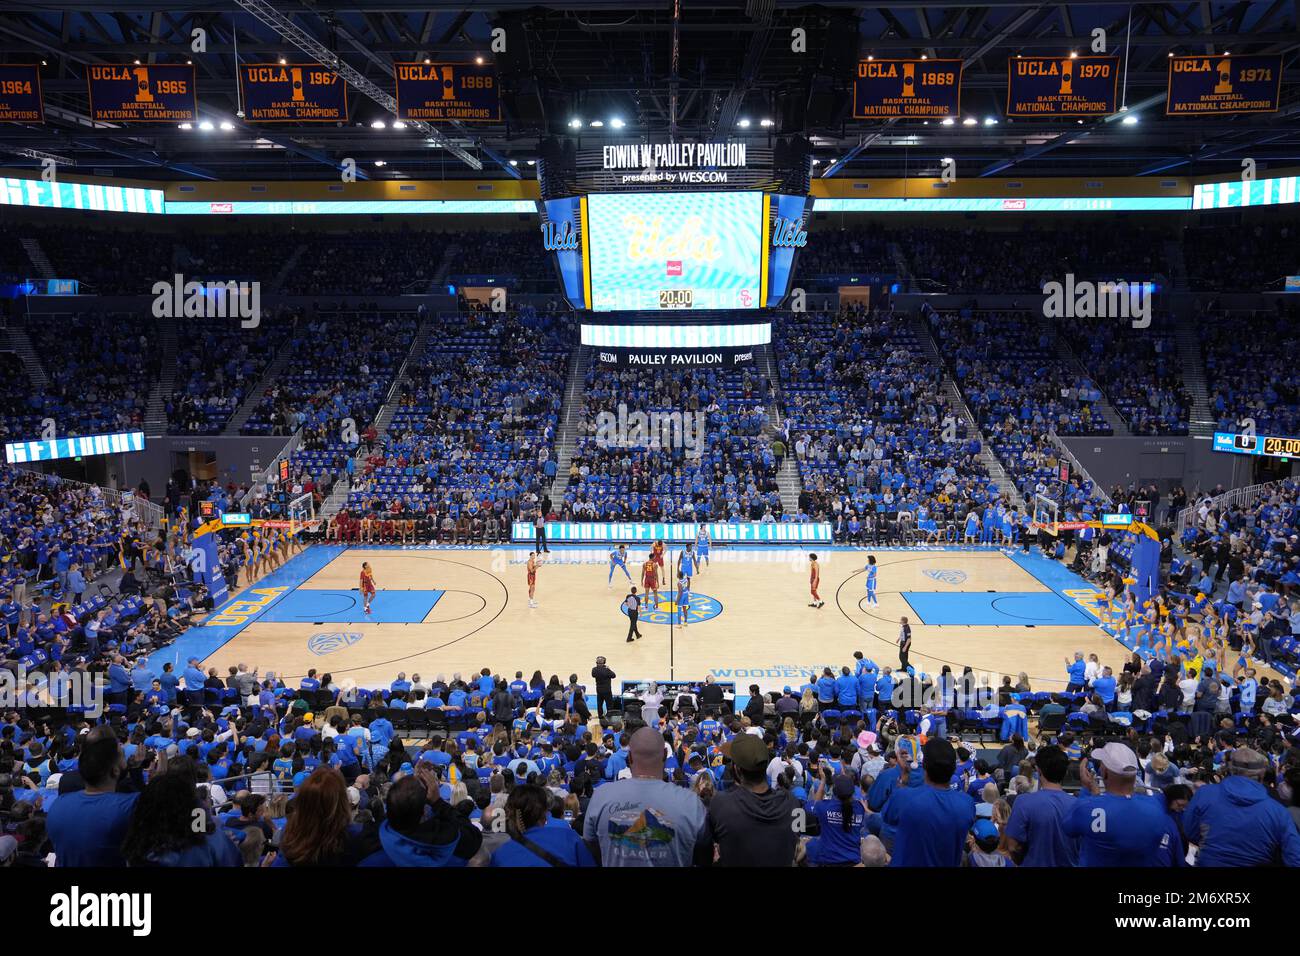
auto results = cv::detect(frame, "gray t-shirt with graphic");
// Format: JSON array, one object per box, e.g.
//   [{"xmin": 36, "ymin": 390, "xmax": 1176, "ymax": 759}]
[{"xmin": 583, "ymin": 778, "xmax": 707, "ymax": 867}]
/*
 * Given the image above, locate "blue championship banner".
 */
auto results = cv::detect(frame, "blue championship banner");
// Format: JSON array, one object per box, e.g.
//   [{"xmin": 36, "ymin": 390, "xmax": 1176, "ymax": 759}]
[
  {"xmin": 1006, "ymin": 56, "xmax": 1119, "ymax": 117},
  {"xmin": 512, "ymin": 521, "xmax": 831, "ymax": 544},
  {"xmin": 86, "ymin": 63, "xmax": 195, "ymax": 122},
  {"xmin": 0, "ymin": 64, "xmax": 43, "ymax": 122},
  {"xmin": 239, "ymin": 64, "xmax": 347, "ymax": 122},
  {"xmin": 1166, "ymin": 54, "xmax": 1282, "ymax": 115},
  {"xmin": 853, "ymin": 59, "xmax": 962, "ymax": 118},
  {"xmin": 394, "ymin": 61, "xmax": 500, "ymax": 122}
]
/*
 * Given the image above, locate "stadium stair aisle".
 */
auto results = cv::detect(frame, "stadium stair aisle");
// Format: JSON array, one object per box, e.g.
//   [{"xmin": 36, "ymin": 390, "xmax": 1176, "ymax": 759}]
[
  {"xmin": 1038, "ymin": 313, "xmax": 1131, "ymax": 437},
  {"xmin": 761, "ymin": 342, "xmax": 802, "ymax": 514},
  {"xmin": 549, "ymin": 345, "xmax": 591, "ymax": 501},
  {"xmin": 1, "ymin": 323, "xmax": 48, "ymax": 390},
  {"xmin": 144, "ymin": 315, "xmax": 178, "ymax": 435},
  {"xmin": 1175, "ymin": 317, "xmax": 1216, "ymax": 438},
  {"xmin": 223, "ymin": 340, "xmax": 298, "ymax": 435},
  {"xmin": 19, "ymin": 235, "xmax": 55, "ymax": 280}
]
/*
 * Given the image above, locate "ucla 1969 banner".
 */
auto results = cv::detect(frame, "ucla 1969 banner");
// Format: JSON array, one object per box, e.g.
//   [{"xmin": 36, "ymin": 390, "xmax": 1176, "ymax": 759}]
[
  {"xmin": 1006, "ymin": 56, "xmax": 1118, "ymax": 117},
  {"xmin": 853, "ymin": 59, "xmax": 962, "ymax": 118},
  {"xmin": 1166, "ymin": 54, "xmax": 1281, "ymax": 114},
  {"xmin": 512, "ymin": 521, "xmax": 831, "ymax": 544},
  {"xmin": 394, "ymin": 61, "xmax": 500, "ymax": 122},
  {"xmin": 239, "ymin": 64, "xmax": 347, "ymax": 122},
  {"xmin": 0, "ymin": 64, "xmax": 43, "ymax": 122},
  {"xmin": 87, "ymin": 63, "xmax": 195, "ymax": 122}
]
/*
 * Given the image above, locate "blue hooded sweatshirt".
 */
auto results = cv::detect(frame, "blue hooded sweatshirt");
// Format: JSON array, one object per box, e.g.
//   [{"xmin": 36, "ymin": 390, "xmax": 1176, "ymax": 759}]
[
  {"xmin": 1184, "ymin": 776, "xmax": 1300, "ymax": 867},
  {"xmin": 358, "ymin": 819, "xmax": 471, "ymax": 868}
]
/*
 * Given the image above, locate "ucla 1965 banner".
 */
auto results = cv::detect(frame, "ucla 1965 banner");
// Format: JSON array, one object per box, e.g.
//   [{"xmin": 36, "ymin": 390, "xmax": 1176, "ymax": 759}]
[
  {"xmin": 1166, "ymin": 54, "xmax": 1282, "ymax": 114},
  {"xmin": 239, "ymin": 64, "xmax": 347, "ymax": 122},
  {"xmin": 86, "ymin": 63, "xmax": 195, "ymax": 122},
  {"xmin": 0, "ymin": 64, "xmax": 43, "ymax": 122},
  {"xmin": 513, "ymin": 521, "xmax": 832, "ymax": 544},
  {"xmin": 1006, "ymin": 56, "xmax": 1119, "ymax": 117},
  {"xmin": 853, "ymin": 59, "xmax": 962, "ymax": 118},
  {"xmin": 394, "ymin": 61, "xmax": 500, "ymax": 122}
]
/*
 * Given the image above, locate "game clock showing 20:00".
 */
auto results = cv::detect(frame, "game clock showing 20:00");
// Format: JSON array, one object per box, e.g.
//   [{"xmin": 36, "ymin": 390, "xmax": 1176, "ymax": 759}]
[{"xmin": 658, "ymin": 289, "xmax": 694, "ymax": 309}]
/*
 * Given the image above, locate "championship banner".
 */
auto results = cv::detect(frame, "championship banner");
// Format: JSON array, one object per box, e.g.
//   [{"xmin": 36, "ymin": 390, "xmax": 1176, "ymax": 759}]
[
  {"xmin": 1166, "ymin": 54, "xmax": 1282, "ymax": 115},
  {"xmin": 86, "ymin": 63, "xmax": 196, "ymax": 122},
  {"xmin": 853, "ymin": 58, "xmax": 962, "ymax": 118},
  {"xmin": 593, "ymin": 346, "xmax": 757, "ymax": 368},
  {"xmin": 512, "ymin": 521, "xmax": 832, "ymax": 544},
  {"xmin": 394, "ymin": 61, "xmax": 500, "ymax": 122},
  {"xmin": 0, "ymin": 64, "xmax": 43, "ymax": 122},
  {"xmin": 1006, "ymin": 56, "xmax": 1119, "ymax": 117},
  {"xmin": 239, "ymin": 64, "xmax": 347, "ymax": 122}
]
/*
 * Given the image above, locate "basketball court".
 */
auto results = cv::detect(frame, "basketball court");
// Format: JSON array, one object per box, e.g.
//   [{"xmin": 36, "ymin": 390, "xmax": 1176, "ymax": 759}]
[{"xmin": 153, "ymin": 543, "xmax": 1127, "ymax": 694}]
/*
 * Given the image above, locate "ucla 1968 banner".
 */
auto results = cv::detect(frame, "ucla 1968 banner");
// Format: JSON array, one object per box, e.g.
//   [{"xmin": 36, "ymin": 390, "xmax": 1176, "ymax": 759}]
[
  {"xmin": 512, "ymin": 521, "xmax": 831, "ymax": 544},
  {"xmin": 87, "ymin": 63, "xmax": 195, "ymax": 122},
  {"xmin": 1166, "ymin": 54, "xmax": 1281, "ymax": 114},
  {"xmin": 853, "ymin": 59, "xmax": 962, "ymax": 118},
  {"xmin": 1006, "ymin": 56, "xmax": 1118, "ymax": 117},
  {"xmin": 394, "ymin": 61, "xmax": 500, "ymax": 122},
  {"xmin": 239, "ymin": 64, "xmax": 347, "ymax": 122},
  {"xmin": 0, "ymin": 64, "xmax": 43, "ymax": 122}
]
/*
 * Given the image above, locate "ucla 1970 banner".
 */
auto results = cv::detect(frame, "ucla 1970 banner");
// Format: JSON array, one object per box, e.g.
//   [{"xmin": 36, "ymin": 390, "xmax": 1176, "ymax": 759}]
[
  {"xmin": 239, "ymin": 64, "xmax": 347, "ymax": 122},
  {"xmin": 87, "ymin": 63, "xmax": 195, "ymax": 122},
  {"xmin": 1006, "ymin": 56, "xmax": 1119, "ymax": 117}
]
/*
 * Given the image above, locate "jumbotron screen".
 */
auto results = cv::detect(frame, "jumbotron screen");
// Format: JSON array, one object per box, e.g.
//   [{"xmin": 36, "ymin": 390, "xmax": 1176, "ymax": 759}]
[{"xmin": 586, "ymin": 191, "xmax": 763, "ymax": 311}]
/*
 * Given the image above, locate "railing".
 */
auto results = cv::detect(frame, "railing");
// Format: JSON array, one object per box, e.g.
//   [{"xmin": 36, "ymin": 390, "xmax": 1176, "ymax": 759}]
[
  {"xmin": 1175, "ymin": 479, "xmax": 1287, "ymax": 536},
  {"xmin": 1048, "ymin": 430, "xmax": 1114, "ymax": 507},
  {"xmin": 36, "ymin": 472, "xmax": 165, "ymax": 531},
  {"xmin": 239, "ymin": 429, "xmax": 302, "ymax": 509}
]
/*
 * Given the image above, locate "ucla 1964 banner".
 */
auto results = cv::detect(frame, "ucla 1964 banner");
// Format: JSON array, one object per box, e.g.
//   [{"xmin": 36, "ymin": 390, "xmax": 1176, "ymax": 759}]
[
  {"xmin": 394, "ymin": 61, "xmax": 500, "ymax": 122},
  {"xmin": 853, "ymin": 59, "xmax": 962, "ymax": 118},
  {"xmin": 0, "ymin": 64, "xmax": 43, "ymax": 122},
  {"xmin": 86, "ymin": 63, "xmax": 195, "ymax": 122},
  {"xmin": 1166, "ymin": 54, "xmax": 1281, "ymax": 114},
  {"xmin": 239, "ymin": 64, "xmax": 347, "ymax": 122},
  {"xmin": 512, "ymin": 521, "xmax": 831, "ymax": 544},
  {"xmin": 1006, "ymin": 56, "xmax": 1119, "ymax": 117}
]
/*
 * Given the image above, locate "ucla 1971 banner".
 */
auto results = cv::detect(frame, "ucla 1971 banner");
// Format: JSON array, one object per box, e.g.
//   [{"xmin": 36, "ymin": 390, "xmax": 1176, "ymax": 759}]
[
  {"xmin": 1166, "ymin": 54, "xmax": 1281, "ymax": 114},
  {"xmin": 239, "ymin": 64, "xmax": 347, "ymax": 122},
  {"xmin": 86, "ymin": 63, "xmax": 195, "ymax": 122},
  {"xmin": 853, "ymin": 59, "xmax": 962, "ymax": 118},
  {"xmin": 512, "ymin": 521, "xmax": 831, "ymax": 543},
  {"xmin": 0, "ymin": 64, "xmax": 43, "ymax": 122},
  {"xmin": 1006, "ymin": 56, "xmax": 1119, "ymax": 117},
  {"xmin": 394, "ymin": 61, "xmax": 500, "ymax": 122}
]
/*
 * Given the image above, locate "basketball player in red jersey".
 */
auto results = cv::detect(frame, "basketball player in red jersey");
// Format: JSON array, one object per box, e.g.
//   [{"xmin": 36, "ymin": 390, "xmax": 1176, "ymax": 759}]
[
  {"xmin": 641, "ymin": 556, "xmax": 661, "ymax": 610},
  {"xmin": 808, "ymin": 553, "xmax": 823, "ymax": 609},
  {"xmin": 527, "ymin": 552, "xmax": 539, "ymax": 608},
  {"xmin": 360, "ymin": 561, "xmax": 377, "ymax": 614},
  {"xmin": 652, "ymin": 539, "xmax": 665, "ymax": 570}
]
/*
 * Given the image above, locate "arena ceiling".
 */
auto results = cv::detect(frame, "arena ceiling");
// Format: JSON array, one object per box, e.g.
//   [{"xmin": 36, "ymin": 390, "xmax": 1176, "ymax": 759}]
[{"xmin": 0, "ymin": 1, "xmax": 1297, "ymax": 183}]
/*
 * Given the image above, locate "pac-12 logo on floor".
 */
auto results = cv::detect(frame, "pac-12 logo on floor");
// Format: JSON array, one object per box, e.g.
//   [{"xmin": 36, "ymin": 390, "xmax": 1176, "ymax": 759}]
[
  {"xmin": 308, "ymin": 632, "xmax": 364, "ymax": 656},
  {"xmin": 623, "ymin": 590, "xmax": 722, "ymax": 625},
  {"xmin": 923, "ymin": 569, "xmax": 968, "ymax": 585}
]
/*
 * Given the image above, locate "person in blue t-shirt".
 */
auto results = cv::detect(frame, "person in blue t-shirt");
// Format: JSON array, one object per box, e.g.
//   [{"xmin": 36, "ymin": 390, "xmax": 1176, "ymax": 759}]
[
  {"xmin": 1065, "ymin": 742, "xmax": 1171, "ymax": 867},
  {"xmin": 883, "ymin": 738, "xmax": 976, "ymax": 867},
  {"xmin": 1065, "ymin": 652, "xmax": 1087, "ymax": 693},
  {"xmin": 1001, "ymin": 744, "xmax": 1078, "ymax": 867},
  {"xmin": 491, "ymin": 783, "xmax": 595, "ymax": 867},
  {"xmin": 46, "ymin": 727, "xmax": 142, "ymax": 867},
  {"xmin": 804, "ymin": 772, "xmax": 866, "ymax": 866}
]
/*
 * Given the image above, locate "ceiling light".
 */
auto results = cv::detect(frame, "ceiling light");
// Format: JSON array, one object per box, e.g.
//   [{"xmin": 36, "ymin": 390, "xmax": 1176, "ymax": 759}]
[
  {"xmin": 569, "ymin": 118, "xmax": 582, "ymax": 128},
  {"xmin": 374, "ymin": 160, "xmax": 386, "ymax": 167},
  {"xmin": 941, "ymin": 117, "xmax": 955, "ymax": 126},
  {"xmin": 610, "ymin": 117, "xmax": 625, "ymax": 129},
  {"xmin": 392, "ymin": 120, "xmax": 407, "ymax": 130},
  {"xmin": 760, "ymin": 118, "xmax": 774, "ymax": 127},
  {"xmin": 920, "ymin": 54, "xmax": 928, "ymax": 60},
  {"xmin": 867, "ymin": 56, "xmax": 875, "ymax": 62},
  {"xmin": 589, "ymin": 119, "xmax": 603, "ymax": 127},
  {"xmin": 527, "ymin": 160, "xmax": 536, "ymax": 166},
  {"xmin": 984, "ymin": 117, "xmax": 997, "ymax": 126},
  {"xmin": 737, "ymin": 118, "xmax": 751, "ymax": 128},
  {"xmin": 509, "ymin": 159, "xmax": 518, "ymax": 166},
  {"xmin": 133, "ymin": 59, "xmax": 141, "ymax": 65},
  {"xmin": 1122, "ymin": 114, "xmax": 1138, "ymax": 125},
  {"xmin": 219, "ymin": 120, "xmax": 234, "ymax": 130},
  {"xmin": 962, "ymin": 117, "xmax": 977, "ymax": 126},
  {"xmin": 199, "ymin": 120, "xmax": 214, "ymax": 131},
  {"xmin": 1069, "ymin": 51, "xmax": 1078, "ymax": 59},
  {"xmin": 371, "ymin": 119, "xmax": 386, "ymax": 129},
  {"xmin": 178, "ymin": 122, "xmax": 192, "ymax": 130},
  {"xmin": 424, "ymin": 58, "xmax": 431, "ymax": 64},
  {"xmin": 279, "ymin": 57, "xmax": 287, "ymax": 65},
  {"xmin": 475, "ymin": 56, "xmax": 485, "ymax": 65}
]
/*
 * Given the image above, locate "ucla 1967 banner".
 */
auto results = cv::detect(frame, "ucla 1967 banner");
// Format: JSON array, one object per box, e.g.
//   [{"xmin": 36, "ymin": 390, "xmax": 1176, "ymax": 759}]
[
  {"xmin": 239, "ymin": 64, "xmax": 347, "ymax": 122},
  {"xmin": 0, "ymin": 64, "xmax": 43, "ymax": 122},
  {"xmin": 1166, "ymin": 54, "xmax": 1282, "ymax": 114},
  {"xmin": 853, "ymin": 59, "xmax": 962, "ymax": 118},
  {"xmin": 1006, "ymin": 56, "xmax": 1119, "ymax": 117},
  {"xmin": 512, "ymin": 521, "xmax": 831, "ymax": 544},
  {"xmin": 394, "ymin": 61, "xmax": 500, "ymax": 122},
  {"xmin": 86, "ymin": 63, "xmax": 195, "ymax": 122}
]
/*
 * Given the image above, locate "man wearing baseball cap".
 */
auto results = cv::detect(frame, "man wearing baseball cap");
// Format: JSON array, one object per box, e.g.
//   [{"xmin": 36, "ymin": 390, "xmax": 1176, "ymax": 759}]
[
  {"xmin": 1065, "ymin": 742, "xmax": 1175, "ymax": 867},
  {"xmin": 1183, "ymin": 747, "xmax": 1300, "ymax": 867},
  {"xmin": 701, "ymin": 733, "xmax": 801, "ymax": 866}
]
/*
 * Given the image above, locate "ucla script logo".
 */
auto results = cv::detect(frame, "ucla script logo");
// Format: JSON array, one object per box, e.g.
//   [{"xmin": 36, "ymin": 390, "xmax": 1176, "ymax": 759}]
[
  {"xmin": 308, "ymin": 632, "xmax": 365, "ymax": 656},
  {"xmin": 623, "ymin": 590, "xmax": 722, "ymax": 626},
  {"xmin": 923, "ymin": 569, "xmax": 968, "ymax": 585}
]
